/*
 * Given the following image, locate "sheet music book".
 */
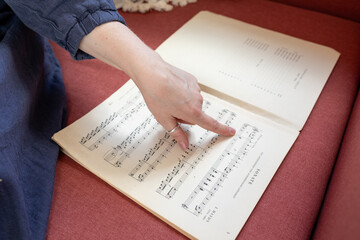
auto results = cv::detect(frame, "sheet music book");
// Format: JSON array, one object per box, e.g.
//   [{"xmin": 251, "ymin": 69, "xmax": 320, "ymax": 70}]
[{"xmin": 52, "ymin": 11, "xmax": 339, "ymax": 240}]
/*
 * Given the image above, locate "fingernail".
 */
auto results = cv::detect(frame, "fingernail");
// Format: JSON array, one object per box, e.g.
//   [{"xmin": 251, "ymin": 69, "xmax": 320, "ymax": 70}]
[
  {"xmin": 229, "ymin": 127, "xmax": 236, "ymax": 135},
  {"xmin": 180, "ymin": 141, "xmax": 187, "ymax": 150}
]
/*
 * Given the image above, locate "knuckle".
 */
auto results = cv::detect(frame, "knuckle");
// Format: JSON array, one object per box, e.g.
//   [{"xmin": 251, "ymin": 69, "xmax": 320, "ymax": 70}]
[
  {"xmin": 212, "ymin": 119, "xmax": 220, "ymax": 131},
  {"xmin": 155, "ymin": 116, "xmax": 168, "ymax": 127},
  {"xmin": 171, "ymin": 131, "xmax": 182, "ymax": 139},
  {"xmin": 189, "ymin": 105, "xmax": 202, "ymax": 118}
]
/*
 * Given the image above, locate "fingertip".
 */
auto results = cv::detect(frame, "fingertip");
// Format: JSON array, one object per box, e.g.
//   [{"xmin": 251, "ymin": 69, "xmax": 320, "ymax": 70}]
[
  {"xmin": 229, "ymin": 127, "xmax": 236, "ymax": 136},
  {"xmin": 179, "ymin": 141, "xmax": 188, "ymax": 150},
  {"xmin": 217, "ymin": 125, "xmax": 236, "ymax": 137},
  {"xmin": 178, "ymin": 131, "xmax": 189, "ymax": 150},
  {"xmin": 218, "ymin": 124, "xmax": 236, "ymax": 136},
  {"xmin": 170, "ymin": 126, "xmax": 189, "ymax": 150}
]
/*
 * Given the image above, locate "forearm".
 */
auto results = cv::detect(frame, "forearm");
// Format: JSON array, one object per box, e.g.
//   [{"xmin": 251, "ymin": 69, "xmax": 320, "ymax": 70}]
[{"xmin": 78, "ymin": 21, "xmax": 161, "ymax": 83}]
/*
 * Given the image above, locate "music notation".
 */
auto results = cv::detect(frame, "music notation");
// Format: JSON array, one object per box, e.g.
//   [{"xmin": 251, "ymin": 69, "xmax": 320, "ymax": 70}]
[
  {"xmin": 79, "ymin": 91, "xmax": 143, "ymax": 150},
  {"xmin": 128, "ymin": 101, "xmax": 213, "ymax": 182},
  {"xmin": 182, "ymin": 123, "xmax": 262, "ymax": 216},
  {"xmin": 129, "ymin": 132, "xmax": 176, "ymax": 181},
  {"xmin": 103, "ymin": 116, "xmax": 160, "ymax": 167},
  {"xmin": 156, "ymin": 109, "xmax": 237, "ymax": 199}
]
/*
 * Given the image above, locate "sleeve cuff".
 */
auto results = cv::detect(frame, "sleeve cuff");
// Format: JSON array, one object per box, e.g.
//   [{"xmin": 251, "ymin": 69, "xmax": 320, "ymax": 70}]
[{"xmin": 66, "ymin": 8, "xmax": 126, "ymax": 60}]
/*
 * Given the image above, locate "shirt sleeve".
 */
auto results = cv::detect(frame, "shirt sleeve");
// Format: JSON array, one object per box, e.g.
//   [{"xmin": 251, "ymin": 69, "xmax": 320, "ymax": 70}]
[{"xmin": 4, "ymin": 0, "xmax": 126, "ymax": 60}]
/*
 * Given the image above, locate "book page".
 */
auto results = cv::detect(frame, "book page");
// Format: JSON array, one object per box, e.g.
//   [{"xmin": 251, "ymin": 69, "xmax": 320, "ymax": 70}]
[
  {"xmin": 156, "ymin": 11, "xmax": 340, "ymax": 130},
  {"xmin": 53, "ymin": 80, "xmax": 298, "ymax": 240}
]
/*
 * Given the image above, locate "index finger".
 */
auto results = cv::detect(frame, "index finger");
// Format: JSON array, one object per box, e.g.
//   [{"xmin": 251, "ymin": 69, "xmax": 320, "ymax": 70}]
[{"xmin": 195, "ymin": 111, "xmax": 236, "ymax": 136}]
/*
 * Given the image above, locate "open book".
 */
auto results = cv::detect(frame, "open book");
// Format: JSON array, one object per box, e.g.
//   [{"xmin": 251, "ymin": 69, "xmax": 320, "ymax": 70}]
[{"xmin": 53, "ymin": 11, "xmax": 339, "ymax": 240}]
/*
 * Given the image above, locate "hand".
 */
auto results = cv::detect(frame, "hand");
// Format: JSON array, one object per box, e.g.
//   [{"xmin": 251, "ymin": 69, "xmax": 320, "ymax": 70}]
[
  {"xmin": 79, "ymin": 22, "xmax": 236, "ymax": 150},
  {"xmin": 131, "ymin": 51, "xmax": 236, "ymax": 150}
]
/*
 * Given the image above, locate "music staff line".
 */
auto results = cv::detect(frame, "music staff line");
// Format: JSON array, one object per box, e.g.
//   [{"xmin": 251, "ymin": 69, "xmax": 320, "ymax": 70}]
[
  {"xmin": 127, "ymin": 101, "xmax": 212, "ymax": 182},
  {"xmin": 182, "ymin": 123, "xmax": 262, "ymax": 216},
  {"xmin": 103, "ymin": 116, "xmax": 161, "ymax": 167},
  {"xmin": 156, "ymin": 109, "xmax": 236, "ymax": 199},
  {"xmin": 79, "ymin": 92, "xmax": 143, "ymax": 150}
]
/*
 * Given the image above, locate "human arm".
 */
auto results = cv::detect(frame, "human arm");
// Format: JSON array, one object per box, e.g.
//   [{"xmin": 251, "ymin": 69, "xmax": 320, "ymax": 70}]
[
  {"xmin": 4, "ymin": 0, "xmax": 235, "ymax": 149},
  {"xmin": 78, "ymin": 21, "xmax": 236, "ymax": 150}
]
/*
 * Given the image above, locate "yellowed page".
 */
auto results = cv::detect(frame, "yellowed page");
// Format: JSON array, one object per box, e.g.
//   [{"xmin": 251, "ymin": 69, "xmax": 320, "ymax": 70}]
[
  {"xmin": 53, "ymin": 80, "xmax": 298, "ymax": 240},
  {"xmin": 156, "ymin": 11, "xmax": 340, "ymax": 131}
]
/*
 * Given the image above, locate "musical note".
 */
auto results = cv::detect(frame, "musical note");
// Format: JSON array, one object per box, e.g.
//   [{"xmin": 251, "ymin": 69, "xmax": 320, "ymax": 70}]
[
  {"xmin": 104, "ymin": 117, "xmax": 161, "ymax": 167},
  {"xmin": 156, "ymin": 109, "xmax": 237, "ymax": 199},
  {"xmin": 129, "ymin": 133, "xmax": 177, "ymax": 181},
  {"xmin": 79, "ymin": 92, "xmax": 143, "ymax": 150},
  {"xmin": 182, "ymin": 123, "xmax": 262, "ymax": 216}
]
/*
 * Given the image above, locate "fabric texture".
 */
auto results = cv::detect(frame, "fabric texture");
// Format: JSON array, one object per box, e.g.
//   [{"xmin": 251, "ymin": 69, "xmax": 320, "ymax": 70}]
[
  {"xmin": 4, "ymin": 0, "xmax": 125, "ymax": 59},
  {"xmin": 0, "ymin": 0, "xmax": 125, "ymax": 239},
  {"xmin": 312, "ymin": 89, "xmax": 360, "ymax": 240},
  {"xmin": 270, "ymin": 0, "xmax": 360, "ymax": 22}
]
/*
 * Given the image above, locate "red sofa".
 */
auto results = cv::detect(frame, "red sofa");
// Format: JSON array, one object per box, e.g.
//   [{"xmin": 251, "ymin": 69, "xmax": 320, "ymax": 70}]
[{"xmin": 46, "ymin": 0, "xmax": 360, "ymax": 239}]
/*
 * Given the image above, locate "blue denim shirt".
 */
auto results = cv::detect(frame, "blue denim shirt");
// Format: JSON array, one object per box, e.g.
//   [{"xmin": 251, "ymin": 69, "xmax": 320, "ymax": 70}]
[{"xmin": 0, "ymin": 1, "xmax": 125, "ymax": 239}]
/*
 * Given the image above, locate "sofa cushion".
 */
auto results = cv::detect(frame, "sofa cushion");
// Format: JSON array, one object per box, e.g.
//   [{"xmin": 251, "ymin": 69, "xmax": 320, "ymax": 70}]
[
  {"xmin": 312, "ymin": 89, "xmax": 360, "ymax": 240},
  {"xmin": 46, "ymin": 0, "xmax": 360, "ymax": 239},
  {"xmin": 270, "ymin": 0, "xmax": 360, "ymax": 22}
]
